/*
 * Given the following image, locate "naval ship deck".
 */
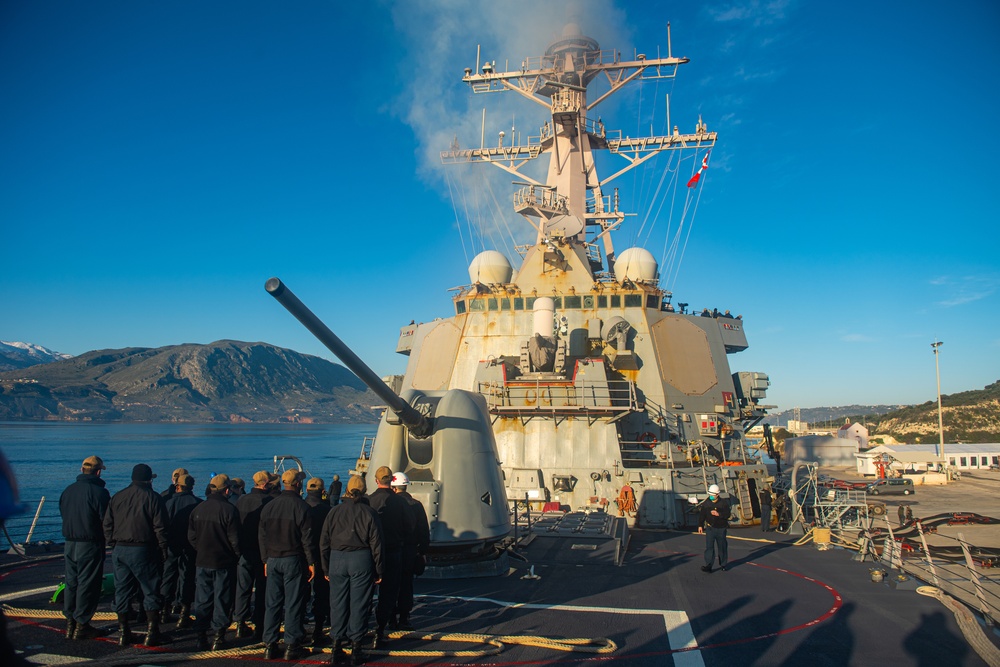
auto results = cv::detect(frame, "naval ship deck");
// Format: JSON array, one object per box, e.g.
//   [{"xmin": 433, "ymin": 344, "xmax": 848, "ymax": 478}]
[{"xmin": 3, "ymin": 474, "xmax": 999, "ymax": 666}]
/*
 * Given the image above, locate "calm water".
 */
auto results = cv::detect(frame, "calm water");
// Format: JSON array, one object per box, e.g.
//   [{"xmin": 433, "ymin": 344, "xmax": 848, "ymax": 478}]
[{"xmin": 0, "ymin": 421, "xmax": 376, "ymax": 545}]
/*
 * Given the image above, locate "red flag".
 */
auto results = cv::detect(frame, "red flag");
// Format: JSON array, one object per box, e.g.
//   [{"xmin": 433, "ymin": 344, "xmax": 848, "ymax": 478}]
[{"xmin": 687, "ymin": 151, "xmax": 710, "ymax": 188}]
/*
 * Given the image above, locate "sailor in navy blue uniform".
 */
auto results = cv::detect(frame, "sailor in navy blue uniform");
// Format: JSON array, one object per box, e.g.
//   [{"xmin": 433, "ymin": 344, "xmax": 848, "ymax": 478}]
[
  {"xmin": 259, "ymin": 469, "xmax": 317, "ymax": 661},
  {"xmin": 320, "ymin": 474, "xmax": 383, "ymax": 665},
  {"xmin": 103, "ymin": 463, "xmax": 168, "ymax": 646},
  {"xmin": 189, "ymin": 473, "xmax": 241, "ymax": 651},
  {"xmin": 159, "ymin": 473, "xmax": 200, "ymax": 628},
  {"xmin": 59, "ymin": 455, "xmax": 110, "ymax": 640},
  {"xmin": 304, "ymin": 477, "xmax": 332, "ymax": 646},
  {"xmin": 367, "ymin": 465, "xmax": 413, "ymax": 648},
  {"xmin": 697, "ymin": 484, "xmax": 731, "ymax": 573},
  {"xmin": 234, "ymin": 470, "xmax": 276, "ymax": 641}
]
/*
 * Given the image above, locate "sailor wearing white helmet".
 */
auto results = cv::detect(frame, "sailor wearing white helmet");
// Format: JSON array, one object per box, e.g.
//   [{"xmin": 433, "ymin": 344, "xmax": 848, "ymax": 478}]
[
  {"xmin": 390, "ymin": 472, "xmax": 430, "ymax": 631},
  {"xmin": 696, "ymin": 484, "xmax": 731, "ymax": 573}
]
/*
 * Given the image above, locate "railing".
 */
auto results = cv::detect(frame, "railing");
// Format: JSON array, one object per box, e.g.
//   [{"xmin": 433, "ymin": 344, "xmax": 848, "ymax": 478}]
[
  {"xmin": 895, "ymin": 520, "xmax": 1000, "ymax": 626},
  {"xmin": 513, "ymin": 185, "xmax": 567, "ymax": 214},
  {"xmin": 478, "ymin": 378, "xmax": 637, "ymax": 415}
]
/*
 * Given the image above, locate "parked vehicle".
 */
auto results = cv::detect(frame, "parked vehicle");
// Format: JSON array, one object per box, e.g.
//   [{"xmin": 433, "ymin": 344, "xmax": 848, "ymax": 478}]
[{"xmin": 867, "ymin": 478, "xmax": 915, "ymax": 495}]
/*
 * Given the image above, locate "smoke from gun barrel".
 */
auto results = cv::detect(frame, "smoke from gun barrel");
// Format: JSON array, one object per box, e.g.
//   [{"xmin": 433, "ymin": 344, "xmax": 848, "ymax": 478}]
[{"xmin": 264, "ymin": 277, "xmax": 430, "ymax": 436}]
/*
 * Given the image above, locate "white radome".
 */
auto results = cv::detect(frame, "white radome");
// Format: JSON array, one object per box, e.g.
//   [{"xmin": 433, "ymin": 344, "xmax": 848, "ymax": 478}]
[
  {"xmin": 614, "ymin": 247, "xmax": 658, "ymax": 283},
  {"xmin": 468, "ymin": 250, "xmax": 513, "ymax": 285}
]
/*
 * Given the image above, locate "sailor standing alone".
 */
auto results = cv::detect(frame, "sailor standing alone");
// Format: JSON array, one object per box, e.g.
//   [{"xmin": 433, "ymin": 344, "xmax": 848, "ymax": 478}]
[{"xmin": 697, "ymin": 484, "xmax": 730, "ymax": 573}]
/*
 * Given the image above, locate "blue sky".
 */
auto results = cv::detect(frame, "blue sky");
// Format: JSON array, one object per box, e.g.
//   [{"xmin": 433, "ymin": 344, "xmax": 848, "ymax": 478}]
[{"xmin": 2, "ymin": 0, "xmax": 998, "ymax": 411}]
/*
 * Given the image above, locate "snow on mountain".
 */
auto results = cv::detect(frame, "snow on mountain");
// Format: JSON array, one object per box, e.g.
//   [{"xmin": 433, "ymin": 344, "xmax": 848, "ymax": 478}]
[{"xmin": 0, "ymin": 341, "xmax": 73, "ymax": 371}]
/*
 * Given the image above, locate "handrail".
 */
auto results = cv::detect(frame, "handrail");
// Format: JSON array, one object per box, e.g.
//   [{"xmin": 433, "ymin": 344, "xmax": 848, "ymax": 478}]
[{"xmin": 478, "ymin": 378, "xmax": 637, "ymax": 414}]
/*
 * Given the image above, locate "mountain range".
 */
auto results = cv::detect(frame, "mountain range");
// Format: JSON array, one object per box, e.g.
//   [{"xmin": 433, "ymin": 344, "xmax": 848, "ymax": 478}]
[
  {"xmin": 0, "ymin": 341, "xmax": 73, "ymax": 371},
  {"xmin": 2, "ymin": 340, "xmax": 996, "ymax": 440},
  {"xmin": 0, "ymin": 340, "xmax": 380, "ymax": 423}
]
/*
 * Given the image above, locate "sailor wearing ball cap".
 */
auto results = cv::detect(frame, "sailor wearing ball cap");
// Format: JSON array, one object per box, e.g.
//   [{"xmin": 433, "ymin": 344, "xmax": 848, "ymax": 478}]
[
  {"xmin": 161, "ymin": 468, "xmax": 190, "ymax": 500},
  {"xmin": 160, "ymin": 473, "xmax": 200, "ymax": 629},
  {"xmin": 367, "ymin": 466, "xmax": 413, "ymax": 649},
  {"xmin": 304, "ymin": 478, "xmax": 332, "ymax": 646},
  {"xmin": 696, "ymin": 483, "xmax": 731, "ymax": 573},
  {"xmin": 258, "ymin": 468, "xmax": 317, "ymax": 661},
  {"xmin": 319, "ymin": 475, "xmax": 383, "ymax": 664},
  {"xmin": 103, "ymin": 463, "xmax": 169, "ymax": 647},
  {"xmin": 188, "ymin": 474, "xmax": 241, "ymax": 651},
  {"xmin": 233, "ymin": 470, "xmax": 278, "ymax": 641},
  {"xmin": 59, "ymin": 456, "xmax": 110, "ymax": 640}
]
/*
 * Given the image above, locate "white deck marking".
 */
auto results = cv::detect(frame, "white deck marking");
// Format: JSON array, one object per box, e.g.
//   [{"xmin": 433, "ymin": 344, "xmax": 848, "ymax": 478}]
[
  {"xmin": 24, "ymin": 654, "xmax": 89, "ymax": 665},
  {"xmin": 663, "ymin": 611, "xmax": 705, "ymax": 667},
  {"xmin": 419, "ymin": 594, "xmax": 704, "ymax": 664}
]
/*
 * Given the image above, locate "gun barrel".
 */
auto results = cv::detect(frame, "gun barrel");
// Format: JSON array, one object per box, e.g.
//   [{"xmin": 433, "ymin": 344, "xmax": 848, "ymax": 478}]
[{"xmin": 265, "ymin": 277, "xmax": 429, "ymax": 434}]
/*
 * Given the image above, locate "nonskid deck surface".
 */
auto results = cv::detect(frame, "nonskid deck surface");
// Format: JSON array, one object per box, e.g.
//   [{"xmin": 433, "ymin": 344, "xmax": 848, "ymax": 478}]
[{"xmin": 1, "ymin": 530, "xmax": 995, "ymax": 666}]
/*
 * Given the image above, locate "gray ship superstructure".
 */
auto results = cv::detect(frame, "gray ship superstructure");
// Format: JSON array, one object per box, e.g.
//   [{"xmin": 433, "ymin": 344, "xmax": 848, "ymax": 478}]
[{"xmin": 364, "ymin": 22, "xmax": 773, "ymax": 539}]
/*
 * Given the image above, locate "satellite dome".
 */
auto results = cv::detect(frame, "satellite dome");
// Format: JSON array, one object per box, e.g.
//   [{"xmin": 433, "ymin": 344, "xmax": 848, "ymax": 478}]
[
  {"xmin": 614, "ymin": 247, "xmax": 658, "ymax": 283},
  {"xmin": 468, "ymin": 250, "xmax": 513, "ymax": 285}
]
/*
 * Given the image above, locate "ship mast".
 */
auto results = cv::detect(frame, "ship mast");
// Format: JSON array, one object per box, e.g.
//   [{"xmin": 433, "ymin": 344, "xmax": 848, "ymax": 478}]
[{"xmin": 441, "ymin": 22, "xmax": 716, "ymax": 271}]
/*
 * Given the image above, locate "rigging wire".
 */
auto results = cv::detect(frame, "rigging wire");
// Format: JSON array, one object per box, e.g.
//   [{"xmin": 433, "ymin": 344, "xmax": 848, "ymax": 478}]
[
  {"xmin": 482, "ymin": 170, "xmax": 521, "ymax": 261},
  {"xmin": 634, "ymin": 80, "xmax": 661, "ymax": 230},
  {"xmin": 445, "ymin": 169, "xmax": 472, "ymax": 268},
  {"xmin": 667, "ymin": 169, "xmax": 707, "ymax": 291}
]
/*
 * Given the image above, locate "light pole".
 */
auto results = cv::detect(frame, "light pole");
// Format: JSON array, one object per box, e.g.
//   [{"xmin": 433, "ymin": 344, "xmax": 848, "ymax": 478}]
[{"xmin": 931, "ymin": 340, "xmax": 944, "ymax": 464}]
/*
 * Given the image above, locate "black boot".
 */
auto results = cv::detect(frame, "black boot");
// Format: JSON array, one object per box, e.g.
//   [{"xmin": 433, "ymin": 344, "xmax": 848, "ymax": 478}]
[
  {"xmin": 235, "ymin": 621, "xmax": 253, "ymax": 638},
  {"xmin": 331, "ymin": 639, "xmax": 348, "ymax": 665},
  {"xmin": 351, "ymin": 640, "xmax": 366, "ymax": 665},
  {"xmin": 397, "ymin": 614, "xmax": 413, "ymax": 631},
  {"xmin": 65, "ymin": 618, "xmax": 77, "ymax": 640},
  {"xmin": 212, "ymin": 629, "xmax": 227, "ymax": 651},
  {"xmin": 371, "ymin": 624, "xmax": 386, "ymax": 650},
  {"xmin": 160, "ymin": 607, "xmax": 175, "ymax": 624},
  {"xmin": 117, "ymin": 613, "xmax": 133, "ymax": 646},
  {"xmin": 264, "ymin": 642, "xmax": 280, "ymax": 660},
  {"xmin": 284, "ymin": 643, "xmax": 309, "ymax": 661},
  {"xmin": 144, "ymin": 609, "xmax": 162, "ymax": 647},
  {"xmin": 196, "ymin": 632, "xmax": 210, "ymax": 651},
  {"xmin": 312, "ymin": 622, "xmax": 330, "ymax": 646},
  {"xmin": 74, "ymin": 623, "xmax": 101, "ymax": 640},
  {"xmin": 175, "ymin": 604, "xmax": 193, "ymax": 629}
]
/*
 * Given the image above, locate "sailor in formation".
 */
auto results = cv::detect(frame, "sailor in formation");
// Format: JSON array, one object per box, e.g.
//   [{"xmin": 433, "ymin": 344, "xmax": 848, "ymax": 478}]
[
  {"xmin": 103, "ymin": 463, "xmax": 169, "ymax": 647},
  {"xmin": 160, "ymin": 468, "xmax": 189, "ymax": 501},
  {"xmin": 59, "ymin": 456, "xmax": 110, "ymax": 641},
  {"xmin": 366, "ymin": 465, "xmax": 412, "ymax": 649},
  {"xmin": 56, "ymin": 459, "xmax": 422, "ymax": 660},
  {"xmin": 320, "ymin": 474, "xmax": 384, "ymax": 666},
  {"xmin": 188, "ymin": 474, "xmax": 241, "ymax": 651},
  {"xmin": 228, "ymin": 477, "xmax": 246, "ymax": 504},
  {"xmin": 304, "ymin": 477, "xmax": 332, "ymax": 646},
  {"xmin": 160, "ymin": 473, "xmax": 200, "ymax": 629},
  {"xmin": 258, "ymin": 469, "xmax": 317, "ymax": 661},
  {"xmin": 233, "ymin": 470, "xmax": 276, "ymax": 642},
  {"xmin": 390, "ymin": 472, "xmax": 430, "ymax": 631}
]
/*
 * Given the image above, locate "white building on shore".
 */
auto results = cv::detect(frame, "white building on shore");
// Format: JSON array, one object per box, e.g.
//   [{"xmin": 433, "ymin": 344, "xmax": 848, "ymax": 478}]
[{"xmin": 856, "ymin": 443, "xmax": 1000, "ymax": 475}]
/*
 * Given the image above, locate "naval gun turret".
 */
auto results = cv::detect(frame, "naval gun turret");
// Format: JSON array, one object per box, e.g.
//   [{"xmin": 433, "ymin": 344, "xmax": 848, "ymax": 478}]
[{"xmin": 265, "ymin": 278, "xmax": 511, "ymax": 576}]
